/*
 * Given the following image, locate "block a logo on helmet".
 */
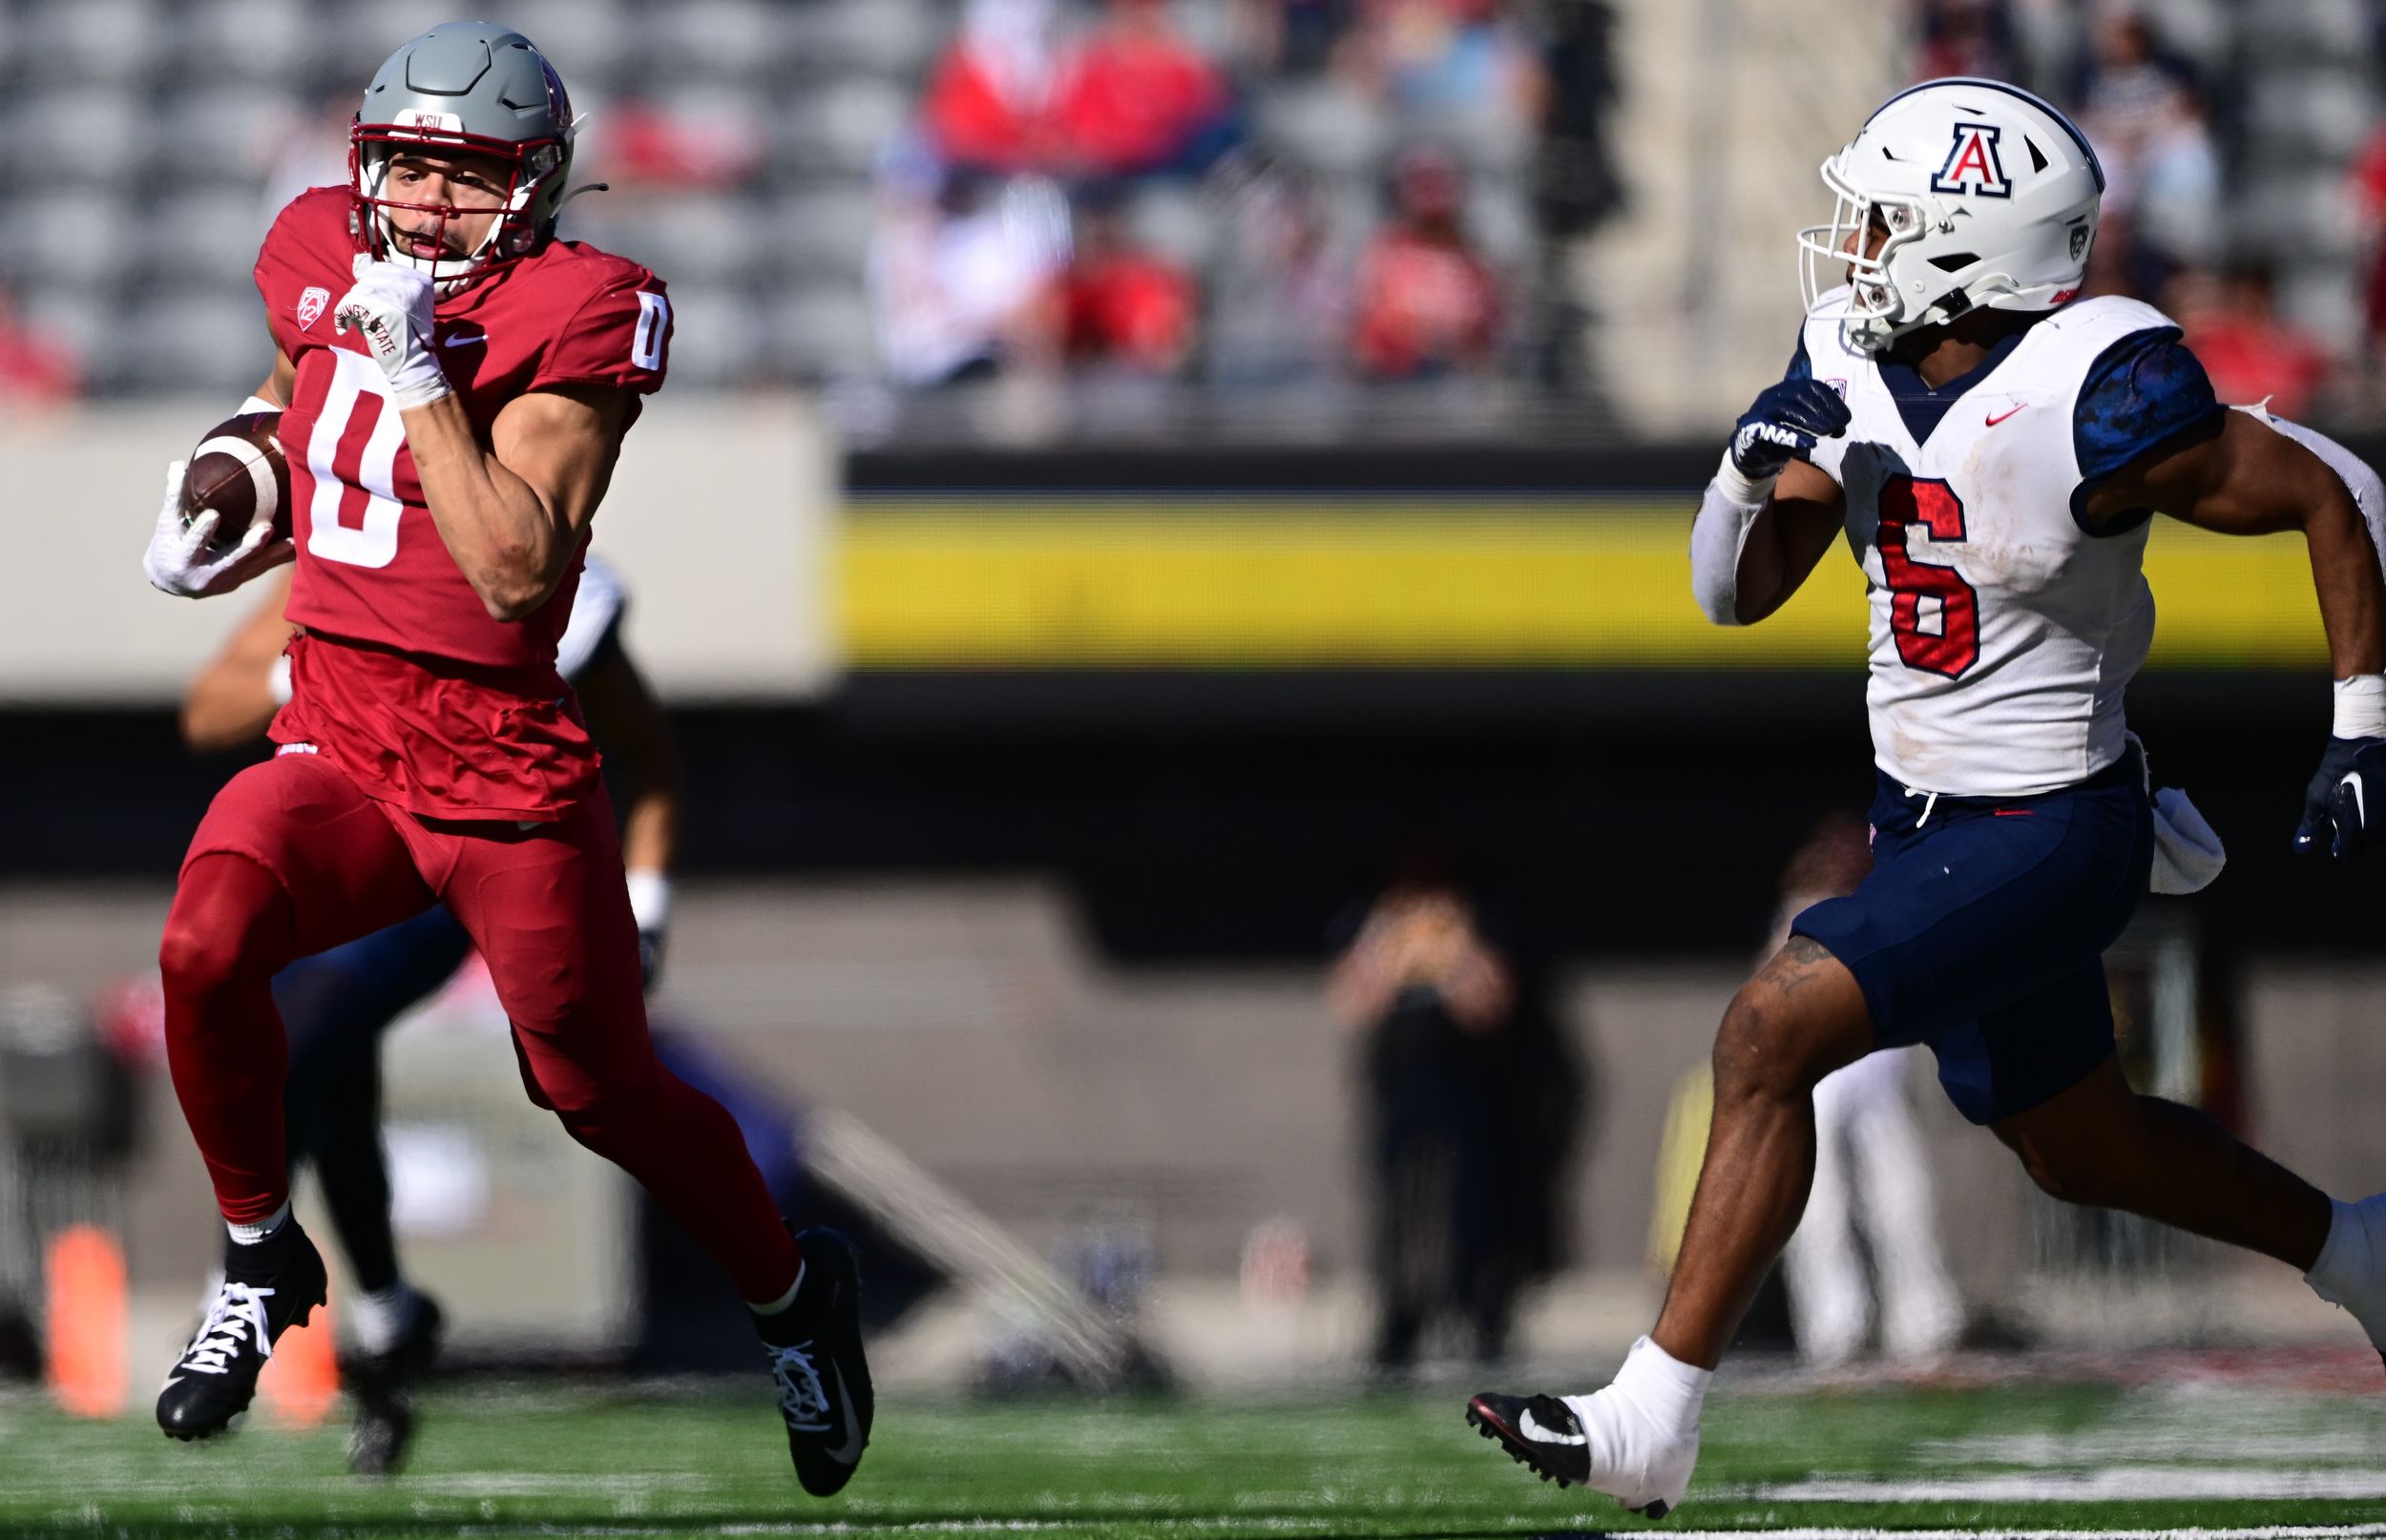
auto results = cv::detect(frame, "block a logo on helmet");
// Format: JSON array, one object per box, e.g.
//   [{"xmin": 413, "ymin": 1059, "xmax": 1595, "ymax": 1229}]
[
  {"xmin": 348, "ymin": 21, "xmax": 582, "ymax": 295},
  {"xmin": 1798, "ymin": 77, "xmax": 2104, "ymax": 356},
  {"xmin": 1930, "ymin": 123, "xmax": 2011, "ymax": 198}
]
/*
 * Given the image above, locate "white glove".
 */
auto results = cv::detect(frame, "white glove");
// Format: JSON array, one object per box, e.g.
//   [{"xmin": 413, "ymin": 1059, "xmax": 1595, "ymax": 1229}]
[
  {"xmin": 332, "ymin": 255, "xmax": 451, "ymax": 408},
  {"xmin": 142, "ymin": 459, "xmax": 292, "ymax": 597}
]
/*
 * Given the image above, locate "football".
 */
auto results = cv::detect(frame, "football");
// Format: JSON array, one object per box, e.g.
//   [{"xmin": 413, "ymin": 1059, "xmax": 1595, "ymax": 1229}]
[{"xmin": 180, "ymin": 410, "xmax": 291, "ymax": 551}]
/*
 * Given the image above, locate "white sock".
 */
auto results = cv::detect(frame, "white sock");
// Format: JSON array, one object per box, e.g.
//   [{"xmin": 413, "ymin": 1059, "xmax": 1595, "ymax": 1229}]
[
  {"xmin": 1609, "ymin": 1335, "xmax": 1712, "ymax": 1436},
  {"xmin": 348, "ymin": 1282, "xmax": 420, "ymax": 1358},
  {"xmin": 750, "ymin": 1260, "xmax": 805, "ymax": 1317},
  {"xmin": 2307, "ymin": 1197, "xmax": 2373, "ymax": 1313},
  {"xmin": 226, "ymin": 1201, "xmax": 291, "ymax": 1248}
]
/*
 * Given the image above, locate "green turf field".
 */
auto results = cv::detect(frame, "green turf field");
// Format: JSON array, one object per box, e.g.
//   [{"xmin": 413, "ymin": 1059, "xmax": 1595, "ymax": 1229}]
[{"xmin": 4, "ymin": 1374, "xmax": 2385, "ymax": 1538}]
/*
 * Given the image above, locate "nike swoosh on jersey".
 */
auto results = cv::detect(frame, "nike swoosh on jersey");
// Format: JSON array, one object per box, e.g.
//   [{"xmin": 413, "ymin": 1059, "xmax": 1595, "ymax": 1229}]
[
  {"xmin": 1984, "ymin": 404, "xmax": 2025, "ymax": 427},
  {"xmin": 823, "ymin": 1363, "xmax": 865, "ymax": 1464},
  {"xmin": 440, "ymin": 331, "xmax": 487, "ymax": 348},
  {"xmin": 1517, "ymin": 1407, "xmax": 1587, "ymax": 1446}
]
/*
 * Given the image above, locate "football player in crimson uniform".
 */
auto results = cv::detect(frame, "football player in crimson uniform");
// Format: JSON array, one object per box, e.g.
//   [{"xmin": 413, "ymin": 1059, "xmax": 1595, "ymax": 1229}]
[
  {"xmin": 1467, "ymin": 79, "xmax": 2386, "ymax": 1520},
  {"xmin": 139, "ymin": 24, "xmax": 869, "ymax": 1494},
  {"xmin": 181, "ymin": 555, "xmax": 671, "ymax": 1475}
]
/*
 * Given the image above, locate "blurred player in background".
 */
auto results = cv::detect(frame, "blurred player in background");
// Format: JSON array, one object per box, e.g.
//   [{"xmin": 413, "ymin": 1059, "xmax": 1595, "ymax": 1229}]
[
  {"xmin": 1769, "ymin": 817, "xmax": 1963, "ymax": 1370},
  {"xmin": 137, "ymin": 23, "xmax": 869, "ymax": 1492},
  {"xmin": 1467, "ymin": 77, "xmax": 2386, "ymax": 1520},
  {"xmin": 181, "ymin": 555, "xmax": 671, "ymax": 1473}
]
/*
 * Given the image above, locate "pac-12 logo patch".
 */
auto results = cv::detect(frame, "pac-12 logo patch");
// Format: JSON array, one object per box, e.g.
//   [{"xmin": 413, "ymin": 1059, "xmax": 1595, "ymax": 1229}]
[
  {"xmin": 296, "ymin": 285, "xmax": 330, "ymax": 330},
  {"xmin": 1930, "ymin": 122, "xmax": 2012, "ymax": 198}
]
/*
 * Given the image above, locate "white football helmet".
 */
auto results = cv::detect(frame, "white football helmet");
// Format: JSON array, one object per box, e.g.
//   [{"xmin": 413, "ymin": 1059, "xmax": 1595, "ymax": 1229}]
[{"xmin": 1798, "ymin": 77, "xmax": 2103, "ymax": 354}]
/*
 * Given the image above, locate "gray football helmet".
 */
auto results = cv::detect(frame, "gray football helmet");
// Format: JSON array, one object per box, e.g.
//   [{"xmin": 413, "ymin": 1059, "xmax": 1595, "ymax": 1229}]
[{"xmin": 349, "ymin": 21, "xmax": 577, "ymax": 288}]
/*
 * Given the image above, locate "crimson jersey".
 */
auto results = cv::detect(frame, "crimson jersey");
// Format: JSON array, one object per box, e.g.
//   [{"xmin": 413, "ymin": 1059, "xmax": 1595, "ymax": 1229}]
[{"xmin": 251, "ymin": 186, "xmax": 670, "ymax": 819}]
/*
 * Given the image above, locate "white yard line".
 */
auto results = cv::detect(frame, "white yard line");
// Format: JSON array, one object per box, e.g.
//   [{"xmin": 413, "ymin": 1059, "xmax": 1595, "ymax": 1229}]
[
  {"xmin": 439, "ymin": 1523, "xmax": 2386, "ymax": 1539},
  {"xmin": 1739, "ymin": 1469, "xmax": 2386, "ymax": 1502}
]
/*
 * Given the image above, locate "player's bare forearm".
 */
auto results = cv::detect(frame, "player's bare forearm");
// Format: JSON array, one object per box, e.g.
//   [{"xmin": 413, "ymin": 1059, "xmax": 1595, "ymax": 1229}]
[
  {"xmin": 2108, "ymin": 410, "xmax": 2386, "ymax": 677},
  {"xmin": 2307, "ymin": 490, "xmax": 2386, "ymax": 677},
  {"xmin": 1733, "ymin": 464, "xmax": 1845, "ymax": 625},
  {"xmin": 621, "ymin": 789, "xmax": 679, "ymax": 877},
  {"xmin": 182, "ymin": 573, "xmax": 298, "ymax": 752},
  {"xmin": 403, "ymin": 393, "xmax": 576, "ymax": 621}
]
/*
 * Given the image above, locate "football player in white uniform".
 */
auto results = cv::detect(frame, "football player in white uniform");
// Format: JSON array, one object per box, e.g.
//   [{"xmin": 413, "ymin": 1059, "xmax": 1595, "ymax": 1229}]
[{"xmin": 1466, "ymin": 78, "xmax": 2386, "ymax": 1520}]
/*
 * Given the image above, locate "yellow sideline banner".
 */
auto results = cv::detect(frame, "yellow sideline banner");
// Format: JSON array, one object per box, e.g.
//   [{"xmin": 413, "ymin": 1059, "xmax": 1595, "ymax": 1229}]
[{"xmin": 840, "ymin": 499, "xmax": 2326, "ymax": 668}]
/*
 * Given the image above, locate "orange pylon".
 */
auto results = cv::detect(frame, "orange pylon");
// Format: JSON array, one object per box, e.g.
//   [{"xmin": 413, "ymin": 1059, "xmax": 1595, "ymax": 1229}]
[
  {"xmin": 44, "ymin": 1224, "xmax": 128, "ymax": 1419},
  {"xmin": 258, "ymin": 1273, "xmax": 340, "ymax": 1429}
]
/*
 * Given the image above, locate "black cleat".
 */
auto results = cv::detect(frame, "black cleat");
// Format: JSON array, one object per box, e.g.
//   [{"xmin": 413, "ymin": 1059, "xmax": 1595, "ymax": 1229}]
[
  {"xmin": 760, "ymin": 1226, "xmax": 873, "ymax": 1497},
  {"xmin": 157, "ymin": 1221, "xmax": 328, "ymax": 1441},
  {"xmin": 344, "ymin": 1291, "xmax": 446, "ymax": 1476},
  {"xmin": 1466, "ymin": 1391, "xmax": 1676, "ymax": 1521}
]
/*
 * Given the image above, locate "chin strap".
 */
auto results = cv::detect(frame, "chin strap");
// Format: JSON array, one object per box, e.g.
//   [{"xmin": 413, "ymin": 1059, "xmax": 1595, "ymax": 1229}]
[{"xmin": 554, "ymin": 181, "xmax": 611, "ymax": 217}]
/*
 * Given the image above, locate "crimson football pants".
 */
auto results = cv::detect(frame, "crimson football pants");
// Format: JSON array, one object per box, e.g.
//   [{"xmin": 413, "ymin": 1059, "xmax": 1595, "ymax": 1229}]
[{"xmin": 158, "ymin": 750, "xmax": 800, "ymax": 1304}]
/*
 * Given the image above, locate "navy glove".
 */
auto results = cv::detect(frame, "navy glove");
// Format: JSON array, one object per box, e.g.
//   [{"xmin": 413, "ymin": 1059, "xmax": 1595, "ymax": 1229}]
[
  {"xmin": 638, "ymin": 926, "xmax": 666, "ymax": 992},
  {"xmin": 1729, "ymin": 378, "xmax": 1852, "ymax": 482},
  {"xmin": 2295, "ymin": 736, "xmax": 2386, "ymax": 857}
]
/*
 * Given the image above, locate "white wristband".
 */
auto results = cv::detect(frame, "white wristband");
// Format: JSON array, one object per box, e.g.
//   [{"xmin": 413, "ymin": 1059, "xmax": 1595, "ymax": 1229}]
[
  {"xmin": 2334, "ymin": 674, "xmax": 2386, "ymax": 739},
  {"xmin": 266, "ymin": 656, "xmax": 293, "ymax": 706},
  {"xmin": 1712, "ymin": 449, "xmax": 1777, "ymax": 507},
  {"xmin": 239, "ymin": 393, "xmax": 279, "ymax": 416},
  {"xmin": 625, "ymin": 868, "xmax": 671, "ymax": 932}
]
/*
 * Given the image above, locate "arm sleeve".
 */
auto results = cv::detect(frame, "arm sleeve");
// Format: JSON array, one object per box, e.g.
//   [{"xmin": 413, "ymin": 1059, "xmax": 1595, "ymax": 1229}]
[
  {"xmin": 533, "ymin": 271, "xmax": 673, "ymax": 395},
  {"xmin": 1784, "ymin": 329, "xmax": 1813, "ymax": 385},
  {"xmin": 2072, "ymin": 326, "xmax": 2224, "ymax": 489}
]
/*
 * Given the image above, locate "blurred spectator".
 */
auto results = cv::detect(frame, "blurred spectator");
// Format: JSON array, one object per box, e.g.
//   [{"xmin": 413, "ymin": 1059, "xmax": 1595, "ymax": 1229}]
[
  {"xmin": 2129, "ymin": 85, "xmax": 2220, "ymax": 276},
  {"xmin": 1534, "ymin": 0, "xmax": 1623, "ymax": 240},
  {"xmin": 0, "ymin": 287, "xmax": 79, "ymax": 406},
  {"xmin": 2169, "ymin": 264, "xmax": 2333, "ymax": 419},
  {"xmin": 868, "ymin": 148, "xmax": 1073, "ymax": 387},
  {"xmin": 1914, "ymin": 0, "xmax": 2018, "ymax": 83},
  {"xmin": 2074, "ymin": 8, "xmax": 2197, "ymax": 213},
  {"xmin": 1772, "ymin": 818, "xmax": 1964, "ymax": 1369},
  {"xmin": 258, "ymin": 94, "xmax": 353, "ymax": 223},
  {"xmin": 1338, "ymin": 0, "xmax": 1545, "ymax": 130},
  {"xmin": 1350, "ymin": 147, "xmax": 1502, "ymax": 379},
  {"xmin": 924, "ymin": 0, "xmax": 1235, "ymax": 179},
  {"xmin": 1207, "ymin": 161, "xmax": 1350, "ymax": 386},
  {"xmin": 604, "ymin": 98, "xmax": 766, "ymax": 191},
  {"xmin": 1058, "ymin": 0, "xmax": 1237, "ymax": 177},
  {"xmin": 1226, "ymin": 0, "xmax": 1351, "ymax": 77},
  {"xmin": 2349, "ymin": 122, "xmax": 2386, "ymax": 363},
  {"xmin": 923, "ymin": 0, "xmax": 1071, "ymax": 175},
  {"xmin": 1328, "ymin": 842, "xmax": 1580, "ymax": 1368},
  {"xmin": 1046, "ymin": 189, "xmax": 1198, "ymax": 373}
]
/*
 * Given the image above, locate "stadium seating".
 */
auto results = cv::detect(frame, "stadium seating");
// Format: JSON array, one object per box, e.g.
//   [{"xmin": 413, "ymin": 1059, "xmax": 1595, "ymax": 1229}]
[{"xmin": 0, "ymin": 0, "xmax": 1555, "ymax": 413}]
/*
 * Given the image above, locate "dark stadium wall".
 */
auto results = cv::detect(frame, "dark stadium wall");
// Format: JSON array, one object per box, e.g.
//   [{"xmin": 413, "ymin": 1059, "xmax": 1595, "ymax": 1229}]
[
  {"xmin": 0, "ymin": 665, "xmax": 2357, "ymax": 968},
  {"xmin": 14, "ymin": 438, "xmax": 2380, "ymax": 965}
]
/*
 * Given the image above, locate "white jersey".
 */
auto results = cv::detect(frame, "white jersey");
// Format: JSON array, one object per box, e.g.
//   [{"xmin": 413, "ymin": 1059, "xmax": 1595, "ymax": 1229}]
[
  {"xmin": 555, "ymin": 551, "xmax": 626, "ymax": 684},
  {"xmin": 1800, "ymin": 294, "xmax": 2181, "ymax": 798},
  {"xmin": 2253, "ymin": 409, "xmax": 2386, "ymax": 577}
]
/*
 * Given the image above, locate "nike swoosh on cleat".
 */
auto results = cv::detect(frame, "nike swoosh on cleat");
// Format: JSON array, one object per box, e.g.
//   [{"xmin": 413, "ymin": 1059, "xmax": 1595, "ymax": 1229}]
[
  {"xmin": 1517, "ymin": 1408, "xmax": 1586, "ymax": 1446},
  {"xmin": 823, "ymin": 1363, "xmax": 865, "ymax": 1464}
]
